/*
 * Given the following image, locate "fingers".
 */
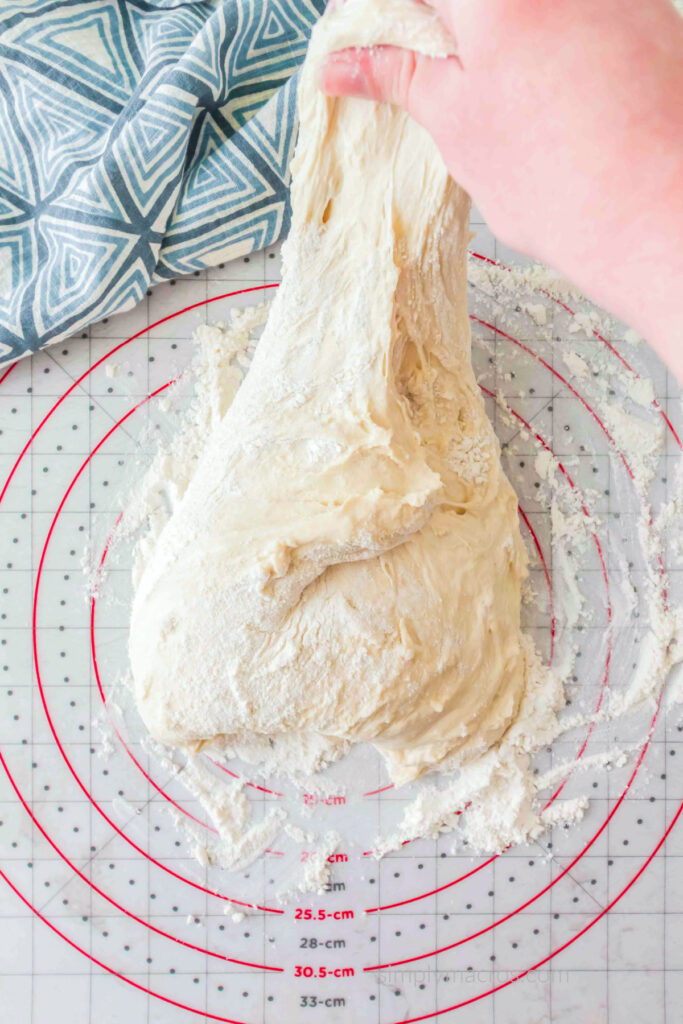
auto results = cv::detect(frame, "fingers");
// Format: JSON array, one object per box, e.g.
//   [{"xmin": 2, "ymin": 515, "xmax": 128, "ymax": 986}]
[{"xmin": 320, "ymin": 45, "xmax": 462, "ymax": 125}]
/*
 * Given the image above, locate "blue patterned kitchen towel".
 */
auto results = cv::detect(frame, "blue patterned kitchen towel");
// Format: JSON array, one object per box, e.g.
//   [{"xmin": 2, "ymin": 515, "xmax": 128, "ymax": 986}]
[{"xmin": 0, "ymin": 0, "xmax": 325, "ymax": 365}]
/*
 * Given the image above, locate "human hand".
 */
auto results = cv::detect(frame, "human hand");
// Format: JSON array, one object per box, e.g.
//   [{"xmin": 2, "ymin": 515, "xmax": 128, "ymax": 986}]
[{"xmin": 320, "ymin": 0, "xmax": 683, "ymax": 374}]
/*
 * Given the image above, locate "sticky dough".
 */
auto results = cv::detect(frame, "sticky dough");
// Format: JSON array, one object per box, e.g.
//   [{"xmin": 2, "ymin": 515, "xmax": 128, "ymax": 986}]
[{"xmin": 129, "ymin": 0, "xmax": 530, "ymax": 785}]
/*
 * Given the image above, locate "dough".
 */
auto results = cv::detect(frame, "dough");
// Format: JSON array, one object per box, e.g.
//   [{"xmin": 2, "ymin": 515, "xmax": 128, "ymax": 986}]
[{"xmin": 129, "ymin": 0, "xmax": 530, "ymax": 785}]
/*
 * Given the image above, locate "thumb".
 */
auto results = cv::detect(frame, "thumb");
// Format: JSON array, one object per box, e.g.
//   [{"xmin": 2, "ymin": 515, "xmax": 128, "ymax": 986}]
[{"xmin": 319, "ymin": 45, "xmax": 461, "ymax": 126}]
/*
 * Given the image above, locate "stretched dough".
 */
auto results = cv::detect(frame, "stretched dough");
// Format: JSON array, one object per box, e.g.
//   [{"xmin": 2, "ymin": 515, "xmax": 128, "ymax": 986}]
[{"xmin": 129, "ymin": 0, "xmax": 530, "ymax": 785}]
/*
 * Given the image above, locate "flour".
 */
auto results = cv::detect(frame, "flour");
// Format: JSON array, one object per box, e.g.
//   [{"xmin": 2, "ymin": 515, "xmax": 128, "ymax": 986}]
[
  {"xmin": 522, "ymin": 302, "xmax": 548, "ymax": 327},
  {"xmin": 179, "ymin": 758, "xmax": 287, "ymax": 870},
  {"xmin": 111, "ymin": 795, "xmax": 140, "ymax": 822},
  {"xmin": 278, "ymin": 831, "xmax": 341, "ymax": 900},
  {"xmin": 562, "ymin": 349, "xmax": 590, "ymax": 380},
  {"xmin": 603, "ymin": 403, "xmax": 665, "ymax": 492}
]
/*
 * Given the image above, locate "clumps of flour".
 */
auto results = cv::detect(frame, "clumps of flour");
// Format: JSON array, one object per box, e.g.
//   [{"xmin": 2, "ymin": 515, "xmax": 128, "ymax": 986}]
[{"xmin": 177, "ymin": 757, "xmax": 286, "ymax": 871}]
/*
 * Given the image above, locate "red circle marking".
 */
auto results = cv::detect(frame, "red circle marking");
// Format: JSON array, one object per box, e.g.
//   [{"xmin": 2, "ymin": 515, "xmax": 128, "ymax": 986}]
[
  {"xmin": 0, "ymin": 867, "xmax": 269, "ymax": 1024},
  {"xmin": 518, "ymin": 505, "xmax": 555, "ymax": 660},
  {"xmin": 0, "ymin": 748, "xmax": 279, "ymax": 972},
  {"xmin": 363, "ymin": 783, "xmax": 395, "ymax": 797},
  {"xmin": 480, "ymin": 385, "xmax": 612, "ymax": 808},
  {"xmin": 0, "ymin": 287, "xmax": 294, "ymax": 1010}
]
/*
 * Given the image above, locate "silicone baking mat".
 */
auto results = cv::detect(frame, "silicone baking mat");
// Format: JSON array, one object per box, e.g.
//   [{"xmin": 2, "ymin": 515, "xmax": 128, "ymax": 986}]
[{"xmin": 1, "ymin": 208, "xmax": 682, "ymax": 1024}]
